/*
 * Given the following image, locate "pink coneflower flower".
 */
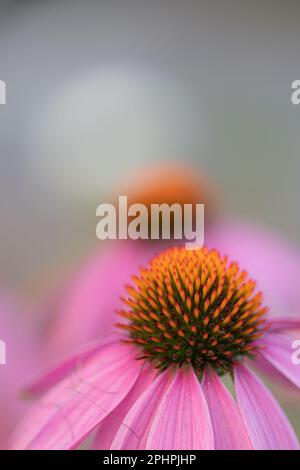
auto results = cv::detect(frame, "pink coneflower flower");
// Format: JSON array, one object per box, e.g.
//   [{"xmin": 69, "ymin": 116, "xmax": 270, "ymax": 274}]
[{"xmin": 12, "ymin": 247, "xmax": 300, "ymax": 450}]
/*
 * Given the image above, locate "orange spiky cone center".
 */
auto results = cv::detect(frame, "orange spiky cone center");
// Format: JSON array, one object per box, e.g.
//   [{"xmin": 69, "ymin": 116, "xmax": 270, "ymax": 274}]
[{"xmin": 117, "ymin": 246, "xmax": 268, "ymax": 375}]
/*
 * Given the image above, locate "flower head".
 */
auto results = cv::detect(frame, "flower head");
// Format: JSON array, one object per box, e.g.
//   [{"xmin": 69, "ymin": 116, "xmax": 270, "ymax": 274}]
[
  {"xmin": 13, "ymin": 246, "xmax": 300, "ymax": 450},
  {"xmin": 118, "ymin": 247, "xmax": 268, "ymax": 375}
]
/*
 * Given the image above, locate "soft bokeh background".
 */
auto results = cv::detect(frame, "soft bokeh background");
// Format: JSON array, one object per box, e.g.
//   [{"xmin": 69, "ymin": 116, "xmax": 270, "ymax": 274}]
[{"xmin": 0, "ymin": 0, "xmax": 299, "ymax": 442}]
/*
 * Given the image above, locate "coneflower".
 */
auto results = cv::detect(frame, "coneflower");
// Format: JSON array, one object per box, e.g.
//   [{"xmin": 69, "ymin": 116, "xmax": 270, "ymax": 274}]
[{"xmin": 12, "ymin": 247, "xmax": 300, "ymax": 450}]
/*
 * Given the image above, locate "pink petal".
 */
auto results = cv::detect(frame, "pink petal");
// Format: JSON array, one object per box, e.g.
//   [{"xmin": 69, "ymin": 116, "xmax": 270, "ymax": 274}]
[
  {"xmin": 206, "ymin": 219, "xmax": 300, "ymax": 314},
  {"xmin": 268, "ymin": 314, "xmax": 300, "ymax": 332},
  {"xmin": 0, "ymin": 293, "xmax": 40, "ymax": 449},
  {"xmin": 146, "ymin": 367, "xmax": 214, "ymax": 450},
  {"xmin": 252, "ymin": 354, "xmax": 300, "ymax": 395},
  {"xmin": 202, "ymin": 368, "xmax": 252, "ymax": 449},
  {"xmin": 92, "ymin": 363, "xmax": 157, "ymax": 449},
  {"xmin": 10, "ymin": 341, "xmax": 141, "ymax": 450},
  {"xmin": 112, "ymin": 367, "xmax": 214, "ymax": 450},
  {"xmin": 259, "ymin": 332, "xmax": 300, "ymax": 389},
  {"xmin": 27, "ymin": 335, "xmax": 118, "ymax": 396},
  {"xmin": 234, "ymin": 363, "xmax": 299, "ymax": 450},
  {"xmin": 111, "ymin": 369, "xmax": 174, "ymax": 450}
]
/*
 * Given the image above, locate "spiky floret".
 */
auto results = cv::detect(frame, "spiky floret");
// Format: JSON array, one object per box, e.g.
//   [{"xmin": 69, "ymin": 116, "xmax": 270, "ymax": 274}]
[{"xmin": 117, "ymin": 246, "xmax": 268, "ymax": 375}]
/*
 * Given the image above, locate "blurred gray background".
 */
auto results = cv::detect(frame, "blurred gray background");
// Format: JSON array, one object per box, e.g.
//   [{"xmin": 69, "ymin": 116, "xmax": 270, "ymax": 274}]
[{"xmin": 0, "ymin": 0, "xmax": 299, "ymax": 293}]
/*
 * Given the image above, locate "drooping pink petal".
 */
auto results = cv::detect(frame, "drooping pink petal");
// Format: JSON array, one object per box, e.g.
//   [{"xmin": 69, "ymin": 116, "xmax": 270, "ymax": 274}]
[
  {"xmin": 146, "ymin": 367, "xmax": 214, "ymax": 450},
  {"xmin": 202, "ymin": 368, "xmax": 252, "ymax": 450},
  {"xmin": 252, "ymin": 354, "xmax": 300, "ymax": 396},
  {"xmin": 111, "ymin": 369, "xmax": 174, "ymax": 450},
  {"xmin": 26, "ymin": 334, "xmax": 118, "ymax": 396},
  {"xmin": 259, "ymin": 333, "xmax": 300, "ymax": 389},
  {"xmin": 93, "ymin": 363, "xmax": 157, "ymax": 449},
  {"xmin": 267, "ymin": 315, "xmax": 300, "ymax": 332},
  {"xmin": 10, "ymin": 341, "xmax": 141, "ymax": 450},
  {"xmin": 234, "ymin": 363, "xmax": 299, "ymax": 450},
  {"xmin": 206, "ymin": 218, "xmax": 300, "ymax": 314}
]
